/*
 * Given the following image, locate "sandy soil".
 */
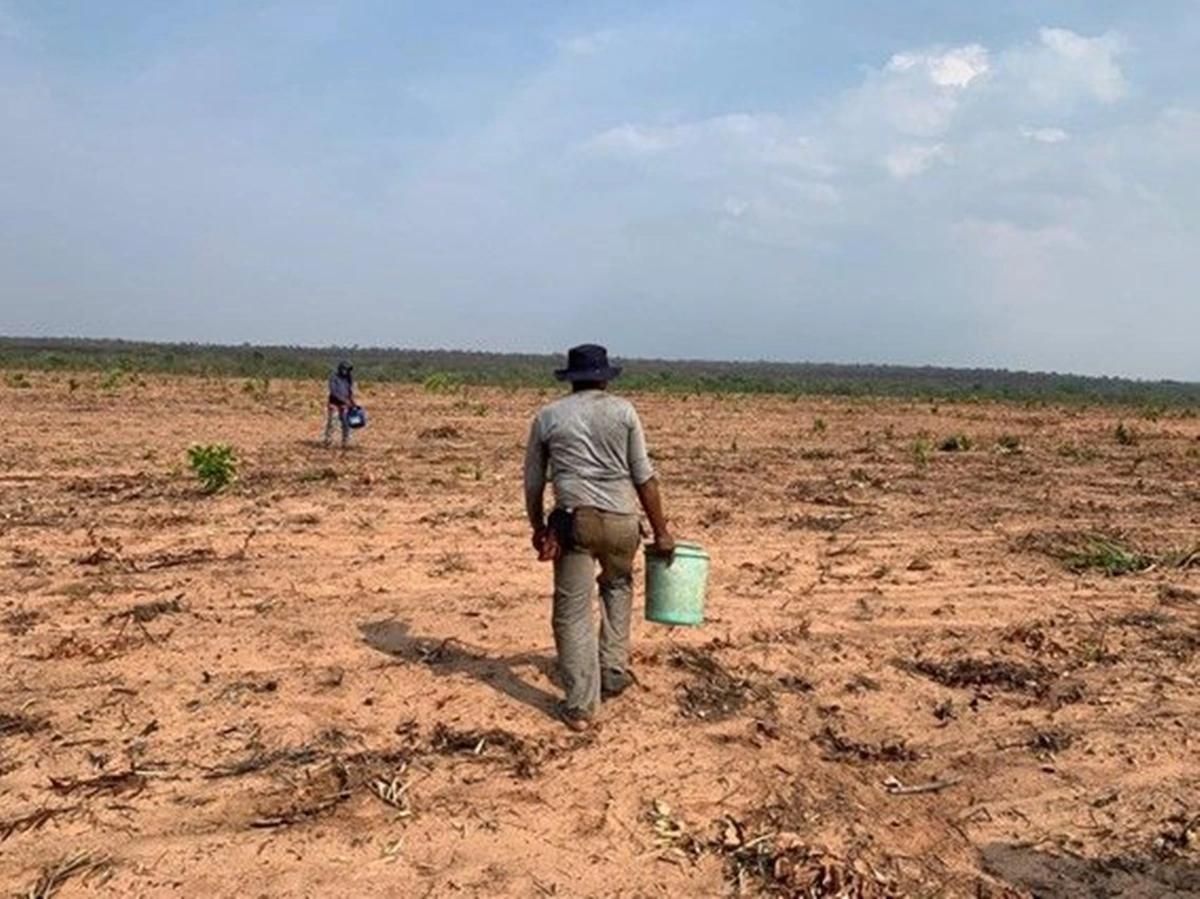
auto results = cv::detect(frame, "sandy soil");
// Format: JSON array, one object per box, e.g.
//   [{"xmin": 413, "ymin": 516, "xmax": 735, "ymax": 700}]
[{"xmin": 1, "ymin": 373, "xmax": 1199, "ymax": 898}]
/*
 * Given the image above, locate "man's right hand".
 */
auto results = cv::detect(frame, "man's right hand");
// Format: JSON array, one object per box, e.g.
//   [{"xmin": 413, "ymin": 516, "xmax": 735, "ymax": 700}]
[{"xmin": 649, "ymin": 529, "xmax": 676, "ymax": 564}]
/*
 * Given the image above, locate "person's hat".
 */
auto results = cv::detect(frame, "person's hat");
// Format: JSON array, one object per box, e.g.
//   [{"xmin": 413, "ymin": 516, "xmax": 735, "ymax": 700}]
[
  {"xmin": 337, "ymin": 360, "xmax": 353, "ymax": 373},
  {"xmin": 554, "ymin": 344, "xmax": 622, "ymax": 382}
]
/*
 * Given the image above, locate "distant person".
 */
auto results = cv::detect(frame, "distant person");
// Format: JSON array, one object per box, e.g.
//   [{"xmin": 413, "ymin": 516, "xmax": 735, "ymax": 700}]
[
  {"xmin": 323, "ymin": 360, "xmax": 356, "ymax": 448},
  {"xmin": 524, "ymin": 344, "xmax": 676, "ymax": 731}
]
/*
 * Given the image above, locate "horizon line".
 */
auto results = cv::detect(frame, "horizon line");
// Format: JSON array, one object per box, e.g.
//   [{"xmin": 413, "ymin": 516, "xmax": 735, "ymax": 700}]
[{"xmin": 2, "ymin": 333, "xmax": 1198, "ymax": 387}]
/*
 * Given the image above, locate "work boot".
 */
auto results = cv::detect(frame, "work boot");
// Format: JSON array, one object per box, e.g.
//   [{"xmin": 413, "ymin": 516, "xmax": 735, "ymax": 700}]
[
  {"xmin": 557, "ymin": 702, "xmax": 591, "ymax": 732},
  {"xmin": 601, "ymin": 668, "xmax": 634, "ymax": 700}
]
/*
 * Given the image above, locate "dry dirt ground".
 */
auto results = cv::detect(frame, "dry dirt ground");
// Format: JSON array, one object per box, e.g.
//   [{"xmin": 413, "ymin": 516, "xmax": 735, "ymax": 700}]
[{"xmin": 2, "ymin": 373, "xmax": 1199, "ymax": 898}]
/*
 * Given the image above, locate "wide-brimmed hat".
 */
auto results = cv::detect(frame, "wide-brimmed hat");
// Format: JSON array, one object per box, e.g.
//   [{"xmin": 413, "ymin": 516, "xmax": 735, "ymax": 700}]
[{"xmin": 554, "ymin": 343, "xmax": 622, "ymax": 382}]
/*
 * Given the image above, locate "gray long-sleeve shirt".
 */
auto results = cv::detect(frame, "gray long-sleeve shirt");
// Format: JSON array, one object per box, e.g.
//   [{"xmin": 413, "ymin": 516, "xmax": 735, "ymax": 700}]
[
  {"xmin": 524, "ymin": 390, "xmax": 655, "ymax": 518},
  {"xmin": 328, "ymin": 372, "xmax": 353, "ymax": 405}
]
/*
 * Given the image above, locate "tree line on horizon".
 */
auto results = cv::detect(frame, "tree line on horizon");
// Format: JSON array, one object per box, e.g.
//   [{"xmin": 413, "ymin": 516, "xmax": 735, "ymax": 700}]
[{"xmin": 1, "ymin": 336, "xmax": 1197, "ymax": 408}]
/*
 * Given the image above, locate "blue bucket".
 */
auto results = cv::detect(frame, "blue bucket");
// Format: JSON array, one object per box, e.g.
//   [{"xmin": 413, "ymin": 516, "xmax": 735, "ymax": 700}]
[{"xmin": 644, "ymin": 541, "xmax": 709, "ymax": 627}]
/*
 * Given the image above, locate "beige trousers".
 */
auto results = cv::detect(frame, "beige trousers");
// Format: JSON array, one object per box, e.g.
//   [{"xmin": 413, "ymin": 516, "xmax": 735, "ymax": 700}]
[{"xmin": 552, "ymin": 507, "xmax": 640, "ymax": 716}]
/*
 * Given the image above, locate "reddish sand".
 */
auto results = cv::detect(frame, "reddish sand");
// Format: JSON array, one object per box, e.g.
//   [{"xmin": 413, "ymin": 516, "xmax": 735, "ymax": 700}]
[{"xmin": 1, "ymin": 373, "xmax": 1198, "ymax": 897}]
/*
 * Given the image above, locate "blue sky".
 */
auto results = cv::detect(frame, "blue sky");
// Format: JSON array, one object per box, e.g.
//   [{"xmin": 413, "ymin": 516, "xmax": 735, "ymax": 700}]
[{"xmin": 1, "ymin": 1, "xmax": 1197, "ymax": 379}]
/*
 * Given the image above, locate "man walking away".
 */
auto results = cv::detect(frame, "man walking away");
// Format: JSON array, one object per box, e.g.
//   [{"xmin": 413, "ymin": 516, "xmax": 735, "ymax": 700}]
[
  {"xmin": 524, "ymin": 344, "xmax": 676, "ymax": 731},
  {"xmin": 324, "ymin": 360, "xmax": 355, "ymax": 448}
]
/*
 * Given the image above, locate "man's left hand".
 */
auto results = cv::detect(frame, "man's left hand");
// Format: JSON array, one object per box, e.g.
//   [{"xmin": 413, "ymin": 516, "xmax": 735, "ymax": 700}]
[{"xmin": 532, "ymin": 527, "xmax": 560, "ymax": 562}]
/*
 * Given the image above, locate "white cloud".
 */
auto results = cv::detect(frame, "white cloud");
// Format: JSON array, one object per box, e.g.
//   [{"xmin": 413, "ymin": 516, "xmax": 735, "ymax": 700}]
[
  {"xmin": 586, "ymin": 28, "xmax": 1131, "ymax": 198},
  {"xmin": 841, "ymin": 30, "xmax": 1125, "ymax": 149},
  {"xmin": 715, "ymin": 192, "xmax": 840, "ymax": 254},
  {"xmin": 844, "ymin": 44, "xmax": 989, "ymax": 139},
  {"xmin": 723, "ymin": 196, "xmax": 749, "ymax": 218},
  {"xmin": 1040, "ymin": 28, "xmax": 1126, "ymax": 101},
  {"xmin": 1004, "ymin": 28, "xmax": 1127, "ymax": 107},
  {"xmin": 773, "ymin": 177, "xmax": 840, "ymax": 206},
  {"xmin": 955, "ymin": 218, "xmax": 1085, "ymax": 258},
  {"xmin": 563, "ymin": 24, "xmax": 1200, "ymax": 376},
  {"xmin": 884, "ymin": 143, "xmax": 949, "ymax": 179},
  {"xmin": 582, "ymin": 113, "xmax": 831, "ymax": 174},
  {"xmin": 887, "ymin": 44, "xmax": 990, "ymax": 89},
  {"xmin": 581, "ymin": 27, "xmax": 1143, "ymax": 193},
  {"xmin": 582, "ymin": 122, "xmax": 690, "ymax": 156},
  {"xmin": 1020, "ymin": 126, "xmax": 1069, "ymax": 143},
  {"xmin": 707, "ymin": 114, "xmax": 832, "ymax": 173}
]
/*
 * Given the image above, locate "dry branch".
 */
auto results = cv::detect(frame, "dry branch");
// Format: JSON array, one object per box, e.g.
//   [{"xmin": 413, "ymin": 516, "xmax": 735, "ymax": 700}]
[
  {"xmin": 0, "ymin": 806, "xmax": 80, "ymax": 843},
  {"xmin": 48, "ymin": 769, "xmax": 146, "ymax": 798},
  {"xmin": 19, "ymin": 851, "xmax": 113, "ymax": 899}
]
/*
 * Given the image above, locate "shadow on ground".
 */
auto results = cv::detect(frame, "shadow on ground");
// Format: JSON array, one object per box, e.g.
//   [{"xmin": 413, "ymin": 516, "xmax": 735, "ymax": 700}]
[
  {"xmin": 982, "ymin": 844, "xmax": 1200, "ymax": 898},
  {"xmin": 359, "ymin": 618, "xmax": 560, "ymax": 720}
]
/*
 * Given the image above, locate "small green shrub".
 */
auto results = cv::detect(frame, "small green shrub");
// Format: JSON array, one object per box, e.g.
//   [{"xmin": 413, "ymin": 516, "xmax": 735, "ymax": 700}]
[
  {"xmin": 1067, "ymin": 537, "xmax": 1152, "ymax": 576},
  {"xmin": 429, "ymin": 550, "xmax": 473, "ymax": 576},
  {"xmin": 452, "ymin": 462, "xmax": 484, "ymax": 481},
  {"xmin": 242, "ymin": 375, "xmax": 270, "ymax": 398},
  {"xmin": 99, "ymin": 370, "xmax": 123, "ymax": 390},
  {"xmin": 910, "ymin": 437, "xmax": 932, "ymax": 469},
  {"xmin": 4, "ymin": 372, "xmax": 31, "ymax": 388},
  {"xmin": 811, "ymin": 417, "xmax": 827, "ymax": 434},
  {"xmin": 423, "ymin": 372, "xmax": 463, "ymax": 394},
  {"xmin": 187, "ymin": 443, "xmax": 237, "ymax": 493}
]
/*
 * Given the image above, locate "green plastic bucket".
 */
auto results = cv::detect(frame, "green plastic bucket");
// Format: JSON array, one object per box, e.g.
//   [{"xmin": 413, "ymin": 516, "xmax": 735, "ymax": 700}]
[{"xmin": 644, "ymin": 541, "xmax": 709, "ymax": 626}]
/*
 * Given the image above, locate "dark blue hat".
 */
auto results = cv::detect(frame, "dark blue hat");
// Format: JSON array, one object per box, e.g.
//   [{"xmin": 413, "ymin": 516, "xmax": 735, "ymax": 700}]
[{"xmin": 554, "ymin": 344, "xmax": 622, "ymax": 382}]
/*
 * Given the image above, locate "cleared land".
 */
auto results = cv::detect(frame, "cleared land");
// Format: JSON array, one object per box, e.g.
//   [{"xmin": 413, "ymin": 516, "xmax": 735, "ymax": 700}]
[{"xmin": 1, "ymin": 372, "xmax": 1199, "ymax": 897}]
